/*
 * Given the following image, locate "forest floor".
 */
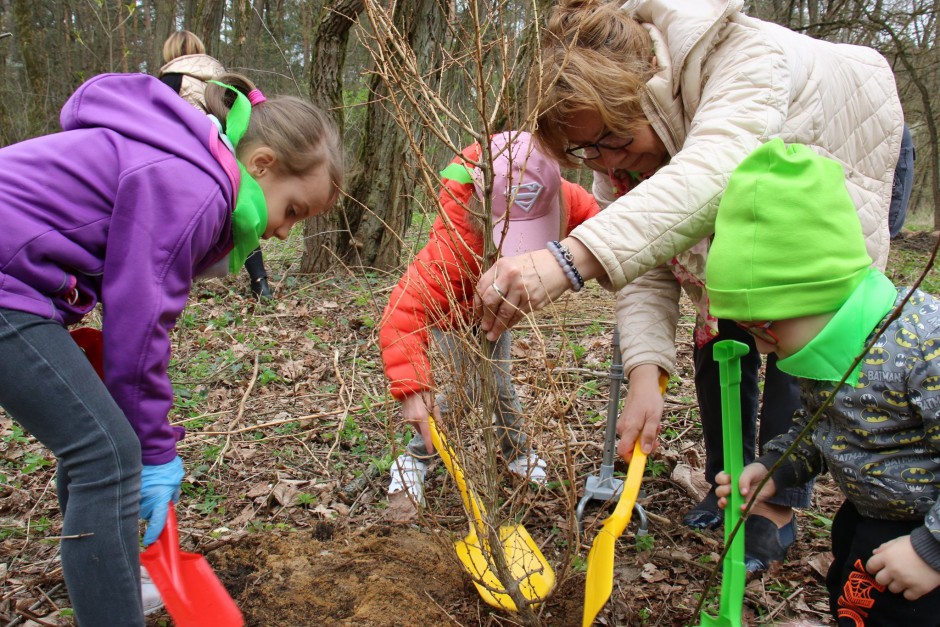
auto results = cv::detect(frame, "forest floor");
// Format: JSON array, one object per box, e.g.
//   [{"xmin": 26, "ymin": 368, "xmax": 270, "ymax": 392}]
[{"xmin": 0, "ymin": 226, "xmax": 938, "ymax": 627}]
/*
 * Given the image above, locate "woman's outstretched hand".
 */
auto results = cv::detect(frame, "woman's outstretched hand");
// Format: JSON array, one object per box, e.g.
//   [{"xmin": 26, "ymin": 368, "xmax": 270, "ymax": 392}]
[
  {"xmin": 617, "ymin": 365, "xmax": 666, "ymax": 461},
  {"xmin": 475, "ymin": 240, "xmax": 604, "ymax": 341},
  {"xmin": 474, "ymin": 249, "xmax": 569, "ymax": 341}
]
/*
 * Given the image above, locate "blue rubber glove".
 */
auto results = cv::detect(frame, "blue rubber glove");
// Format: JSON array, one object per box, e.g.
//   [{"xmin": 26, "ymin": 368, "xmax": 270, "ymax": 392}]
[{"xmin": 140, "ymin": 456, "xmax": 184, "ymax": 546}]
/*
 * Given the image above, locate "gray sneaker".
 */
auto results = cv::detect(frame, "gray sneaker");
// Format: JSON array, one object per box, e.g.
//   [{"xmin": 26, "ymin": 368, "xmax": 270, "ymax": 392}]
[
  {"xmin": 388, "ymin": 453, "xmax": 428, "ymax": 506},
  {"xmin": 141, "ymin": 565, "xmax": 164, "ymax": 616}
]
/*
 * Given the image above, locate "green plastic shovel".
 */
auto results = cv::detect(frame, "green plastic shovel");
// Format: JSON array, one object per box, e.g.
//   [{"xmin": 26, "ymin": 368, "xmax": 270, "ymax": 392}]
[
  {"xmin": 582, "ymin": 441, "xmax": 647, "ymax": 627},
  {"xmin": 695, "ymin": 339, "xmax": 748, "ymax": 627},
  {"xmin": 427, "ymin": 415, "xmax": 555, "ymax": 611}
]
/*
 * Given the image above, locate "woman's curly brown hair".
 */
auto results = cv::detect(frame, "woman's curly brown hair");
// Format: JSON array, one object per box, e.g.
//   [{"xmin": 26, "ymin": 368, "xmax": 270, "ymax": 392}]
[{"xmin": 528, "ymin": 0, "xmax": 657, "ymax": 167}]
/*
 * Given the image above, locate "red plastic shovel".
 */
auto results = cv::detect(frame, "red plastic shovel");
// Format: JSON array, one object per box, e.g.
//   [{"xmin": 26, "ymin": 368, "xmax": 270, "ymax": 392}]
[
  {"xmin": 141, "ymin": 502, "xmax": 244, "ymax": 627},
  {"xmin": 69, "ymin": 327, "xmax": 104, "ymax": 379}
]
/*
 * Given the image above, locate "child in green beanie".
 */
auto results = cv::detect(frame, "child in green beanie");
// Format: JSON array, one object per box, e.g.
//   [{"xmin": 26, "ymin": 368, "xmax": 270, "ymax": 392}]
[{"xmin": 709, "ymin": 139, "xmax": 940, "ymax": 623}]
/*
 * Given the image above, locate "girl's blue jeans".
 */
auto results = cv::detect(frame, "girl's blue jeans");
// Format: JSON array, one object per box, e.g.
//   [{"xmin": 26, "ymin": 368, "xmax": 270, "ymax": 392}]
[
  {"xmin": 889, "ymin": 123, "xmax": 914, "ymax": 239},
  {"xmin": 0, "ymin": 308, "xmax": 144, "ymax": 626}
]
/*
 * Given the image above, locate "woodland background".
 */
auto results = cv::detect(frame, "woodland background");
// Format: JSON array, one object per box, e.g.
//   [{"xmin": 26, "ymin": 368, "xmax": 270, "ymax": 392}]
[
  {"xmin": 0, "ymin": 1, "xmax": 939, "ymax": 626},
  {"xmin": 0, "ymin": 0, "xmax": 939, "ymax": 273}
]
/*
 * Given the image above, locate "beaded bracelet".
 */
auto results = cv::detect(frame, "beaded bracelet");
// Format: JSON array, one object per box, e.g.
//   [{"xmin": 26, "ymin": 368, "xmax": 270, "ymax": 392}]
[
  {"xmin": 547, "ymin": 240, "xmax": 584, "ymax": 292},
  {"xmin": 558, "ymin": 243, "xmax": 586, "ymax": 289}
]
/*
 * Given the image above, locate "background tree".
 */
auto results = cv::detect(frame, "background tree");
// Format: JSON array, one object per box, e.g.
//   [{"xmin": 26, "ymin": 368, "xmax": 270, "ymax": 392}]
[
  {"xmin": 337, "ymin": 0, "xmax": 450, "ymax": 273},
  {"xmin": 302, "ymin": 0, "xmax": 364, "ymax": 274},
  {"xmin": 746, "ymin": 0, "xmax": 940, "ymax": 227},
  {"xmin": 0, "ymin": 0, "xmax": 935, "ymax": 258}
]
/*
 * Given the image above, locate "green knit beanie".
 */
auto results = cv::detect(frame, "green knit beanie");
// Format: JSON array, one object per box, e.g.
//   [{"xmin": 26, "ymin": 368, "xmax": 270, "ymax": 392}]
[{"xmin": 706, "ymin": 139, "xmax": 872, "ymax": 321}]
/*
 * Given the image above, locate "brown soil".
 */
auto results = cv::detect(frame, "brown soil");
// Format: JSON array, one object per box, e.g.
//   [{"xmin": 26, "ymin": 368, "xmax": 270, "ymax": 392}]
[
  {"xmin": 212, "ymin": 525, "xmax": 468, "ymax": 626},
  {"xmin": 169, "ymin": 473, "xmax": 841, "ymax": 627}
]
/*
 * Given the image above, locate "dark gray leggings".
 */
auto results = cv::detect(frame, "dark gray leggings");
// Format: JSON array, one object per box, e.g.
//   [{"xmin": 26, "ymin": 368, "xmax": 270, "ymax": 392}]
[
  {"xmin": 406, "ymin": 329, "xmax": 528, "ymax": 461},
  {"xmin": 0, "ymin": 308, "xmax": 144, "ymax": 626}
]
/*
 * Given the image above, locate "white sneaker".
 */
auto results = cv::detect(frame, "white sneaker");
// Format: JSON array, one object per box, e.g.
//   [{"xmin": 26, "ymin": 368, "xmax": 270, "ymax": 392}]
[
  {"xmin": 508, "ymin": 452, "xmax": 548, "ymax": 485},
  {"xmin": 141, "ymin": 565, "xmax": 164, "ymax": 616},
  {"xmin": 388, "ymin": 453, "xmax": 428, "ymax": 506}
]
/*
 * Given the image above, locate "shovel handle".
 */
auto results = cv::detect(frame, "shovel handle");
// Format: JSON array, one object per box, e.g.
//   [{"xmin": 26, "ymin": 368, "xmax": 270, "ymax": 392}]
[
  {"xmin": 714, "ymin": 340, "xmax": 748, "ymax": 527},
  {"xmin": 427, "ymin": 415, "xmax": 488, "ymax": 532},
  {"xmin": 70, "ymin": 327, "xmax": 105, "ymax": 380},
  {"xmin": 602, "ymin": 376, "xmax": 665, "ymax": 537},
  {"xmin": 713, "ymin": 340, "xmax": 748, "ymax": 623},
  {"xmin": 605, "ymin": 443, "xmax": 646, "ymax": 537},
  {"xmin": 161, "ymin": 502, "xmax": 186, "ymax": 594}
]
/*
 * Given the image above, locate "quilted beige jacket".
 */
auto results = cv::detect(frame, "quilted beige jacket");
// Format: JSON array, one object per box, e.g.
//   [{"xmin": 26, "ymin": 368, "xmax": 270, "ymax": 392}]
[
  {"xmin": 158, "ymin": 54, "xmax": 225, "ymax": 113},
  {"xmin": 584, "ymin": 0, "xmax": 904, "ymax": 375}
]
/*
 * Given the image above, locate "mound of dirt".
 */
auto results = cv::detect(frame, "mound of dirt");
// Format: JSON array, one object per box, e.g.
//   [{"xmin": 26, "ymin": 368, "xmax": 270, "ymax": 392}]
[{"xmin": 210, "ymin": 524, "xmax": 472, "ymax": 626}]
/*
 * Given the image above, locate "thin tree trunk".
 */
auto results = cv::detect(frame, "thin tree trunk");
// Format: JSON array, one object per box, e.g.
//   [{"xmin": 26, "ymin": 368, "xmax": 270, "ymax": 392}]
[
  {"xmin": 342, "ymin": 0, "xmax": 449, "ymax": 272},
  {"xmin": 152, "ymin": 0, "xmax": 178, "ymax": 71},
  {"xmin": 193, "ymin": 0, "xmax": 225, "ymax": 56},
  {"xmin": 11, "ymin": 0, "xmax": 46, "ymax": 135},
  {"xmin": 229, "ymin": 0, "xmax": 254, "ymax": 69},
  {"xmin": 301, "ymin": 0, "xmax": 364, "ymax": 274},
  {"xmin": 500, "ymin": 0, "xmax": 554, "ymax": 130},
  {"xmin": 0, "ymin": 0, "xmax": 11, "ymax": 145},
  {"xmin": 867, "ymin": 8, "xmax": 940, "ymax": 229}
]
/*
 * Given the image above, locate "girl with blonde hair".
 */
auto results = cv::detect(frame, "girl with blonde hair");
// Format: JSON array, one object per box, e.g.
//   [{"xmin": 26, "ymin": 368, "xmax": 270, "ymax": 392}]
[{"xmin": 0, "ymin": 70, "xmax": 341, "ymax": 625}]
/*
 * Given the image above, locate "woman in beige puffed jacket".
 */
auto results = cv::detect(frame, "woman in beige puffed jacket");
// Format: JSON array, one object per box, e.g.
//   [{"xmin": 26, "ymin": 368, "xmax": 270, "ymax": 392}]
[{"xmin": 476, "ymin": 0, "xmax": 906, "ymax": 572}]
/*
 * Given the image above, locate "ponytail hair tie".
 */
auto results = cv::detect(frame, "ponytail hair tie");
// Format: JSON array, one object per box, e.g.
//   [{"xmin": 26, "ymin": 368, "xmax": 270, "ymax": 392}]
[{"xmin": 247, "ymin": 89, "xmax": 267, "ymax": 106}]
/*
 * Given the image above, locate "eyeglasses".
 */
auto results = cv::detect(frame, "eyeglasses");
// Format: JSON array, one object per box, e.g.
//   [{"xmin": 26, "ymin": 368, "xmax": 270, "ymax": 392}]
[
  {"xmin": 565, "ymin": 132, "xmax": 634, "ymax": 161},
  {"xmin": 736, "ymin": 320, "xmax": 779, "ymax": 345}
]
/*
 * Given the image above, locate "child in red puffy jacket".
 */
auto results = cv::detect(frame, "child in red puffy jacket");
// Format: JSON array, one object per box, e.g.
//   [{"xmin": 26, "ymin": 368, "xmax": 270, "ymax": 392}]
[{"xmin": 379, "ymin": 131, "xmax": 600, "ymax": 520}]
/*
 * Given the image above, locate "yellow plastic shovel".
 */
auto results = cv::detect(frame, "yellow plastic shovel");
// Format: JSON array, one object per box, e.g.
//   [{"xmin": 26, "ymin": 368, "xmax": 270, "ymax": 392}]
[
  {"xmin": 582, "ymin": 376, "xmax": 665, "ymax": 626},
  {"xmin": 427, "ymin": 415, "xmax": 555, "ymax": 611},
  {"xmin": 582, "ymin": 442, "xmax": 647, "ymax": 626}
]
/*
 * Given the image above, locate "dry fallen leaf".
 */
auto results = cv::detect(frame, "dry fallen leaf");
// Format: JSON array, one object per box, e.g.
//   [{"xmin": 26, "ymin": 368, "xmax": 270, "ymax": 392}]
[
  {"xmin": 245, "ymin": 481, "xmax": 272, "ymax": 499},
  {"xmin": 806, "ymin": 551, "xmax": 833, "ymax": 579},
  {"xmin": 269, "ymin": 481, "xmax": 299, "ymax": 507},
  {"xmin": 671, "ymin": 462, "xmax": 710, "ymax": 501},
  {"xmin": 641, "ymin": 562, "xmax": 668, "ymax": 583}
]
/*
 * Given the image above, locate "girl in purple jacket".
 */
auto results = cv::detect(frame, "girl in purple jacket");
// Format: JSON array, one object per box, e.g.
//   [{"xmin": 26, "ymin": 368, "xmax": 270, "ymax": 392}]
[{"xmin": 0, "ymin": 71, "xmax": 342, "ymax": 625}]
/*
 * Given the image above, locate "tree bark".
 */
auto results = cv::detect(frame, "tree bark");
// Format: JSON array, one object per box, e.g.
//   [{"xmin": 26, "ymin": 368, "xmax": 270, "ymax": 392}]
[
  {"xmin": 301, "ymin": 0, "xmax": 364, "ymax": 274},
  {"xmin": 193, "ymin": 0, "xmax": 225, "ymax": 57},
  {"xmin": 341, "ymin": 0, "xmax": 449, "ymax": 273},
  {"xmin": 499, "ymin": 0, "xmax": 554, "ymax": 130},
  {"xmin": 0, "ymin": 0, "xmax": 11, "ymax": 145},
  {"xmin": 11, "ymin": 0, "xmax": 46, "ymax": 136}
]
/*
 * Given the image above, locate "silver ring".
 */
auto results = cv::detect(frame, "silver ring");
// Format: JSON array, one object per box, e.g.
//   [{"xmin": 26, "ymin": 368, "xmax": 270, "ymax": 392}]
[{"xmin": 492, "ymin": 283, "xmax": 506, "ymax": 299}]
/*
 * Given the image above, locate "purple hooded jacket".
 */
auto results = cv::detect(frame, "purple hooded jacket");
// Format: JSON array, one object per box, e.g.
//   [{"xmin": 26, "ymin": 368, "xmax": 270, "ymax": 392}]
[{"xmin": 0, "ymin": 73, "xmax": 236, "ymax": 465}]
